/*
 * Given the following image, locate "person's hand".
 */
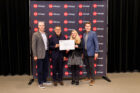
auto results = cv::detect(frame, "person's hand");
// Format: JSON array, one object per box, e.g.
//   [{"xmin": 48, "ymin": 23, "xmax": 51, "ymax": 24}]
[
  {"xmin": 75, "ymin": 45, "xmax": 78, "ymax": 48},
  {"xmin": 64, "ymin": 57, "xmax": 67, "ymax": 61},
  {"xmin": 82, "ymin": 54, "xmax": 84, "ymax": 59},
  {"xmin": 34, "ymin": 56, "xmax": 38, "ymax": 61},
  {"xmin": 55, "ymin": 44, "xmax": 59, "ymax": 48},
  {"xmin": 94, "ymin": 53, "xmax": 98, "ymax": 60},
  {"xmin": 66, "ymin": 50, "xmax": 69, "ymax": 52}
]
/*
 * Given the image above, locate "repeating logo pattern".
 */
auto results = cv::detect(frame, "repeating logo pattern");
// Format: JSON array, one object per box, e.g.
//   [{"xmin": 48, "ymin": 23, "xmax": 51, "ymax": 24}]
[{"xmin": 30, "ymin": 1, "xmax": 107, "ymax": 78}]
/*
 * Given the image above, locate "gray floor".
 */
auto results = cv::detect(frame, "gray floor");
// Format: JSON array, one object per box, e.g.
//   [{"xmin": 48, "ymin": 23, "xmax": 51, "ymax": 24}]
[{"xmin": 0, "ymin": 72, "xmax": 140, "ymax": 93}]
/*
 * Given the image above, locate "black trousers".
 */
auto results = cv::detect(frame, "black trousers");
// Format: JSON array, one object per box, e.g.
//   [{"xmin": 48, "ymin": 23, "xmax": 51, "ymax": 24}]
[
  {"xmin": 52, "ymin": 56, "xmax": 64, "ymax": 82},
  {"xmin": 71, "ymin": 65, "xmax": 80, "ymax": 82},
  {"xmin": 84, "ymin": 50, "xmax": 95, "ymax": 80},
  {"xmin": 37, "ymin": 51, "xmax": 49, "ymax": 84}
]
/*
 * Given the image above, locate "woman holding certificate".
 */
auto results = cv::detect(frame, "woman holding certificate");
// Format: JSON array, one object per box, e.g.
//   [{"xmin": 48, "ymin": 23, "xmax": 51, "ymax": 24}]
[{"xmin": 67, "ymin": 30, "xmax": 83, "ymax": 85}]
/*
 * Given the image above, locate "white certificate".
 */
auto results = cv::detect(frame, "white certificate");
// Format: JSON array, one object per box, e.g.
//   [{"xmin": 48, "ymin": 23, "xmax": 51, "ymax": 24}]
[{"xmin": 59, "ymin": 40, "xmax": 75, "ymax": 50}]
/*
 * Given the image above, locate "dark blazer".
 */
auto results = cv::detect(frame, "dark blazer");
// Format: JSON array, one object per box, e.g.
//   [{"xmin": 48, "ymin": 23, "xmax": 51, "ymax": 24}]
[
  {"xmin": 32, "ymin": 31, "xmax": 49, "ymax": 59},
  {"xmin": 67, "ymin": 42, "xmax": 83, "ymax": 57},
  {"xmin": 49, "ymin": 33, "xmax": 66, "ymax": 61},
  {"xmin": 82, "ymin": 31, "xmax": 99, "ymax": 56}
]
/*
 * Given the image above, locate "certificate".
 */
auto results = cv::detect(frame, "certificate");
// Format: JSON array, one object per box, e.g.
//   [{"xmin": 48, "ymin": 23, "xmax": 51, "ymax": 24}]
[{"xmin": 59, "ymin": 40, "xmax": 75, "ymax": 50}]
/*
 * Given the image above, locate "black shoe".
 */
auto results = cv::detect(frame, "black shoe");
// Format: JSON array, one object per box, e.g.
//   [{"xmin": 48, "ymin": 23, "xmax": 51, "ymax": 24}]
[
  {"xmin": 75, "ymin": 81, "xmax": 79, "ymax": 85},
  {"xmin": 53, "ymin": 81, "xmax": 57, "ymax": 86},
  {"xmin": 71, "ymin": 80, "xmax": 75, "ymax": 85}
]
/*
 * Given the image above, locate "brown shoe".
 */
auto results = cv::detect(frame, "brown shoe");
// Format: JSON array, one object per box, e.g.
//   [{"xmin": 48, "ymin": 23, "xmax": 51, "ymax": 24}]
[
  {"xmin": 82, "ymin": 78, "xmax": 90, "ymax": 81},
  {"xmin": 53, "ymin": 81, "xmax": 57, "ymax": 86},
  {"xmin": 89, "ymin": 79, "xmax": 95, "ymax": 86},
  {"xmin": 59, "ymin": 81, "xmax": 64, "ymax": 86}
]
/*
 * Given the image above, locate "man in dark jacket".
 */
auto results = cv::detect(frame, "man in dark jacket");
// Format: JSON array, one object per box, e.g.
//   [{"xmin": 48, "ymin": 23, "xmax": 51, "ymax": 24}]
[{"xmin": 49, "ymin": 26, "xmax": 66, "ymax": 86}]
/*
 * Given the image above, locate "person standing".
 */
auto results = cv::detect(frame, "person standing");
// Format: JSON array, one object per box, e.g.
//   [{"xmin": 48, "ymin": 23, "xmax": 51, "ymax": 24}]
[
  {"xmin": 49, "ymin": 26, "xmax": 66, "ymax": 86},
  {"xmin": 32, "ymin": 21, "xmax": 49, "ymax": 89},
  {"xmin": 82, "ymin": 22, "xmax": 99, "ymax": 86},
  {"xmin": 67, "ymin": 30, "xmax": 83, "ymax": 85}
]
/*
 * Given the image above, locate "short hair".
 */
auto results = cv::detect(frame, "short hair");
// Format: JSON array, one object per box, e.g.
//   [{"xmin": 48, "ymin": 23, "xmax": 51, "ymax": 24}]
[
  {"xmin": 85, "ymin": 22, "xmax": 91, "ymax": 26},
  {"xmin": 38, "ymin": 21, "xmax": 45, "ymax": 26},
  {"xmin": 54, "ymin": 26, "xmax": 61, "ymax": 30}
]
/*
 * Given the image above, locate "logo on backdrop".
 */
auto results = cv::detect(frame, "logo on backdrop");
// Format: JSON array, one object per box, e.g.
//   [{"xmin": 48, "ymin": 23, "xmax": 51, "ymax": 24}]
[{"xmin": 30, "ymin": 1, "xmax": 107, "ymax": 78}]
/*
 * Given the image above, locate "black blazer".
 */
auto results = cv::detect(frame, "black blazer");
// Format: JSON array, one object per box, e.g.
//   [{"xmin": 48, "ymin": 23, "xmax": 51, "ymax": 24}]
[
  {"xmin": 67, "ymin": 42, "xmax": 83, "ymax": 57},
  {"xmin": 49, "ymin": 32, "xmax": 66, "ymax": 60}
]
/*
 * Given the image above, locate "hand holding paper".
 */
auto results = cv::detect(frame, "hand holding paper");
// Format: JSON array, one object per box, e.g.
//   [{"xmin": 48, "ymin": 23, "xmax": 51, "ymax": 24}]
[{"xmin": 59, "ymin": 40, "xmax": 75, "ymax": 50}]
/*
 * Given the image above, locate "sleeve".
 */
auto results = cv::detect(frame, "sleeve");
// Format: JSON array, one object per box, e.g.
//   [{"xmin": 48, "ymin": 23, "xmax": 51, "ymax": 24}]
[
  {"xmin": 78, "ymin": 42, "xmax": 83, "ymax": 54},
  {"xmin": 93, "ymin": 32, "xmax": 99, "ymax": 53},
  {"xmin": 62, "ymin": 36, "xmax": 67, "ymax": 57},
  {"xmin": 82, "ymin": 36, "xmax": 85, "ymax": 51},
  {"xmin": 49, "ymin": 37, "xmax": 55, "ymax": 50},
  {"xmin": 32, "ymin": 33, "xmax": 37, "ymax": 57},
  {"xmin": 78, "ymin": 41, "xmax": 83, "ymax": 49}
]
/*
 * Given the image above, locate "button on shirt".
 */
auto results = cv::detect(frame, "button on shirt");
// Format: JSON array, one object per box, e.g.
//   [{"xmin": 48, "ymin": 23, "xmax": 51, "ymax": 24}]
[{"xmin": 40, "ymin": 32, "xmax": 48, "ymax": 50}]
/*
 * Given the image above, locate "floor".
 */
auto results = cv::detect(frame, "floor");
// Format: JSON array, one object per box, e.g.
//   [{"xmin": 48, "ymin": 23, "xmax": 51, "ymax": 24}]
[{"xmin": 0, "ymin": 72, "xmax": 140, "ymax": 93}]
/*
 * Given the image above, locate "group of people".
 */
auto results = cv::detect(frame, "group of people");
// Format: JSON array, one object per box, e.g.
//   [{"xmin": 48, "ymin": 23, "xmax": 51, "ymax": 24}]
[{"xmin": 32, "ymin": 21, "xmax": 99, "ymax": 89}]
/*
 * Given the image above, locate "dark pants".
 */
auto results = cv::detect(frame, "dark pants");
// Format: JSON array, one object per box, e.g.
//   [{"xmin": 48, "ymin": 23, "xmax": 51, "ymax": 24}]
[
  {"xmin": 37, "ymin": 51, "xmax": 49, "ymax": 84},
  {"xmin": 84, "ymin": 50, "xmax": 95, "ymax": 80},
  {"xmin": 52, "ymin": 56, "xmax": 63, "ymax": 82},
  {"xmin": 71, "ymin": 65, "xmax": 80, "ymax": 82}
]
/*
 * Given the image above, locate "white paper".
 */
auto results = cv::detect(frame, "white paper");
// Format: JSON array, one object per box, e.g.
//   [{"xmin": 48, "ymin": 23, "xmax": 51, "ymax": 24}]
[{"xmin": 59, "ymin": 40, "xmax": 75, "ymax": 50}]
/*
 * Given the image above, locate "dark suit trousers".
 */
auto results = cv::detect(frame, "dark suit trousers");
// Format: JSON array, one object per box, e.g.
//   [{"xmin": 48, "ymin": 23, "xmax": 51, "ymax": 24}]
[
  {"xmin": 84, "ymin": 50, "xmax": 95, "ymax": 80},
  {"xmin": 52, "ymin": 56, "xmax": 64, "ymax": 82},
  {"xmin": 37, "ymin": 51, "xmax": 49, "ymax": 84}
]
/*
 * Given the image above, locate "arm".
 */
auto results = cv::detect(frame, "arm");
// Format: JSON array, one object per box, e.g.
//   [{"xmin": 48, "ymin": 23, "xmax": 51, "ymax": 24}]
[
  {"xmin": 62, "ymin": 36, "xmax": 67, "ymax": 57},
  {"xmin": 49, "ymin": 38, "xmax": 55, "ymax": 50},
  {"xmin": 32, "ymin": 33, "xmax": 37, "ymax": 57},
  {"xmin": 93, "ymin": 32, "xmax": 99, "ymax": 53},
  {"xmin": 77, "ymin": 41, "xmax": 83, "ymax": 49},
  {"xmin": 93, "ymin": 32, "xmax": 99, "ymax": 59}
]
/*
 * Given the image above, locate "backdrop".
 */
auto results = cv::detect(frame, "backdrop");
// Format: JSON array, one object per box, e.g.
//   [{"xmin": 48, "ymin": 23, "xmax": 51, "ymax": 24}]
[
  {"xmin": 30, "ymin": 0, "xmax": 108, "ymax": 78},
  {"xmin": 0, "ymin": 0, "xmax": 140, "ymax": 76}
]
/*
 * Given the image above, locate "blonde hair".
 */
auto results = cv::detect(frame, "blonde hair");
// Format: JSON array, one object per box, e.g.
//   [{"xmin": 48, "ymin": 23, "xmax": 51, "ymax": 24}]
[{"xmin": 70, "ymin": 30, "xmax": 81, "ymax": 44}]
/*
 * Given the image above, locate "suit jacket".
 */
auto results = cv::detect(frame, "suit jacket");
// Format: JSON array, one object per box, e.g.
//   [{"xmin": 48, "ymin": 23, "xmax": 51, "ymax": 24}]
[
  {"xmin": 82, "ymin": 31, "xmax": 99, "ymax": 56},
  {"xmin": 32, "ymin": 31, "xmax": 49, "ymax": 59},
  {"xmin": 49, "ymin": 32, "xmax": 66, "ymax": 61},
  {"xmin": 67, "ymin": 42, "xmax": 83, "ymax": 57}
]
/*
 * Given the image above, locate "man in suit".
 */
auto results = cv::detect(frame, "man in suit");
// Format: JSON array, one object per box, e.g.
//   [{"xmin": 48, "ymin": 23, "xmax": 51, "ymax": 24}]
[
  {"xmin": 49, "ymin": 26, "xmax": 66, "ymax": 86},
  {"xmin": 32, "ymin": 21, "xmax": 49, "ymax": 89},
  {"xmin": 82, "ymin": 22, "xmax": 99, "ymax": 86}
]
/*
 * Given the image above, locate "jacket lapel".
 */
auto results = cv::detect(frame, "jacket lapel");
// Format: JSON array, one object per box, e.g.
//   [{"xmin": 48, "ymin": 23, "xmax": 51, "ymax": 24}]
[
  {"xmin": 38, "ymin": 31, "xmax": 43, "ymax": 40},
  {"xmin": 87, "ymin": 31, "xmax": 91, "ymax": 42},
  {"xmin": 83, "ymin": 31, "xmax": 91, "ymax": 42},
  {"xmin": 37, "ymin": 31, "xmax": 45, "ymax": 45}
]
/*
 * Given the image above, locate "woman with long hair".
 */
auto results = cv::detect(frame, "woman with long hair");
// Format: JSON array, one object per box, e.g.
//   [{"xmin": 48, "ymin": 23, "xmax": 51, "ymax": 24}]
[{"xmin": 67, "ymin": 30, "xmax": 83, "ymax": 85}]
